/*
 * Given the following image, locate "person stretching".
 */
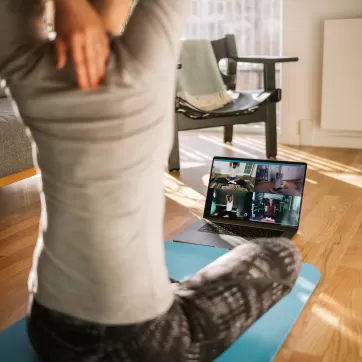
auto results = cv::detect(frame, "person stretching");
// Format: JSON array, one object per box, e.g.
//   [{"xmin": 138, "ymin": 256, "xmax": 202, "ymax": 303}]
[
  {"xmin": 226, "ymin": 194, "xmax": 234, "ymax": 212},
  {"xmin": 273, "ymin": 172, "xmax": 283, "ymax": 192},
  {"xmin": 0, "ymin": 1, "xmax": 302, "ymax": 361},
  {"xmin": 217, "ymin": 194, "xmax": 236, "ymax": 219},
  {"xmin": 227, "ymin": 162, "xmax": 240, "ymax": 182}
]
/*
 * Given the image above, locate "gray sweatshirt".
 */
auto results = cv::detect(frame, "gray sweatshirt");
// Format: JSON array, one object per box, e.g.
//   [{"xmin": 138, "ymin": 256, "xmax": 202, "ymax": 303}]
[{"xmin": 0, "ymin": 0, "xmax": 187, "ymax": 324}]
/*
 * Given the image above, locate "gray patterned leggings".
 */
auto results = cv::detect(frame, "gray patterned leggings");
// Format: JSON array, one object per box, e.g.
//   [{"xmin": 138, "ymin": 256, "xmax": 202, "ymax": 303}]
[{"xmin": 27, "ymin": 238, "xmax": 301, "ymax": 362}]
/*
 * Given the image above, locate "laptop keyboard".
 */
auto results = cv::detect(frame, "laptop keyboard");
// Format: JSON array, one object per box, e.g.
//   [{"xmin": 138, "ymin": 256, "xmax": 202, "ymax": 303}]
[{"xmin": 198, "ymin": 222, "xmax": 283, "ymax": 239}]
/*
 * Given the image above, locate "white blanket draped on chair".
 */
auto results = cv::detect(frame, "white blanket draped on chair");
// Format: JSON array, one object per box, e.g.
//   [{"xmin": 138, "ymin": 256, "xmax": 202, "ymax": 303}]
[{"xmin": 177, "ymin": 39, "xmax": 232, "ymax": 112}]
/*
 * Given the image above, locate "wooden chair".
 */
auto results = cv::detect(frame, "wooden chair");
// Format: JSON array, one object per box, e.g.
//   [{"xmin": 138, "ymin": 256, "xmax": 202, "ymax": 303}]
[{"xmin": 168, "ymin": 34, "xmax": 298, "ymax": 172}]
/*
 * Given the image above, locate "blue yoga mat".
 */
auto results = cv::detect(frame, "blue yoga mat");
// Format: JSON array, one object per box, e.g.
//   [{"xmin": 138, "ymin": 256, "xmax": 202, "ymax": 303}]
[{"xmin": 0, "ymin": 241, "xmax": 320, "ymax": 362}]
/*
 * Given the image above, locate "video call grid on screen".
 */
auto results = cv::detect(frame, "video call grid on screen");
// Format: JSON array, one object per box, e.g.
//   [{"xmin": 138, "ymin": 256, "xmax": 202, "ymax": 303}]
[{"xmin": 204, "ymin": 158, "xmax": 307, "ymax": 227}]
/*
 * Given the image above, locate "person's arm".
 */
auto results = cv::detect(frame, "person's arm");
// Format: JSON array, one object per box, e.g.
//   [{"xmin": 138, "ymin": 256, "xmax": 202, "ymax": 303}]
[
  {"xmin": 235, "ymin": 165, "xmax": 240, "ymax": 180},
  {"xmin": 119, "ymin": 0, "xmax": 188, "ymax": 82},
  {"xmin": 226, "ymin": 169, "xmax": 231, "ymax": 181},
  {"xmin": 54, "ymin": 0, "xmax": 110, "ymax": 90},
  {"xmin": 90, "ymin": 0, "xmax": 132, "ymax": 34},
  {"xmin": 0, "ymin": 1, "xmax": 46, "ymax": 80},
  {"xmin": 0, "ymin": 0, "xmax": 109, "ymax": 90}
]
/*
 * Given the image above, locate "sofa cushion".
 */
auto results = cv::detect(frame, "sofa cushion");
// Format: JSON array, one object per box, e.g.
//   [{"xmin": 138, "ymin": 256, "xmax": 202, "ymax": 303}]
[{"xmin": 0, "ymin": 98, "xmax": 33, "ymax": 178}]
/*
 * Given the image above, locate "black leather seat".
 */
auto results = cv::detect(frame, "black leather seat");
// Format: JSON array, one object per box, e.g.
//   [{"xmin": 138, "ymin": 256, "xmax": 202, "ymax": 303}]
[{"xmin": 176, "ymin": 90, "xmax": 275, "ymax": 119}]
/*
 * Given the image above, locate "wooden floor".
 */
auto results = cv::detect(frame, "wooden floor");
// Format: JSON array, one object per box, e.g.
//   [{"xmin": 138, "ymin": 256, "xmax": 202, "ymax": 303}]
[{"xmin": 1, "ymin": 134, "xmax": 362, "ymax": 361}]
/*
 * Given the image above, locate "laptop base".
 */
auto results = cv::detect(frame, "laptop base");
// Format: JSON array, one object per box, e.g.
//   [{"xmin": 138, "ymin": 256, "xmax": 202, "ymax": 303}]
[{"xmin": 174, "ymin": 219, "xmax": 296, "ymax": 250}]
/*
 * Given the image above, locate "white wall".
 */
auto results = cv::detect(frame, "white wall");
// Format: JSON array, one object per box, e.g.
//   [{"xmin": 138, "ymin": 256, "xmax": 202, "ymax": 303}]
[
  {"xmin": 265, "ymin": 193, "xmax": 284, "ymax": 201},
  {"xmin": 280, "ymin": 165, "xmax": 305, "ymax": 181},
  {"xmin": 214, "ymin": 161, "xmax": 234, "ymax": 175},
  {"xmin": 321, "ymin": 19, "xmax": 362, "ymax": 132},
  {"xmin": 280, "ymin": 0, "xmax": 362, "ymax": 148},
  {"xmin": 214, "ymin": 161, "xmax": 256, "ymax": 176}
]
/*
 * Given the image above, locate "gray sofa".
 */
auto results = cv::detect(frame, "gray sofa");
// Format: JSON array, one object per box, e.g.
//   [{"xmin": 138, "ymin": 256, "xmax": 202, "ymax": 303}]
[{"xmin": 0, "ymin": 91, "xmax": 33, "ymax": 179}]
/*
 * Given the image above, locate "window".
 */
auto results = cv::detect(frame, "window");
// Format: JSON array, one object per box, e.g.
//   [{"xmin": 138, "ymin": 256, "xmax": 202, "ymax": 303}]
[
  {"xmin": 183, "ymin": 0, "xmax": 282, "ymax": 128},
  {"xmin": 244, "ymin": 164, "xmax": 254, "ymax": 176},
  {"xmin": 191, "ymin": 0, "xmax": 198, "ymax": 16}
]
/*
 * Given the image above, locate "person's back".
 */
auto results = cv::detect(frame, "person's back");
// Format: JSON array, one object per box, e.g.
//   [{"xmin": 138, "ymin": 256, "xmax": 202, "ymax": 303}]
[
  {"xmin": 1, "ymin": 0, "xmax": 184, "ymax": 324},
  {"xmin": 1, "ymin": 2, "xmax": 302, "ymax": 361}
]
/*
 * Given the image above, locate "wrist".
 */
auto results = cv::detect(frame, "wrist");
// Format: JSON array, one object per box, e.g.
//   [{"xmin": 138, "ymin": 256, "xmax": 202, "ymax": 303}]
[{"xmin": 90, "ymin": 0, "xmax": 132, "ymax": 34}]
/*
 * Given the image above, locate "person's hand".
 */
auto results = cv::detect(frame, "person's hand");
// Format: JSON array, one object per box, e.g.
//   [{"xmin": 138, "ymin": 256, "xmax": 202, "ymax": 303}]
[
  {"xmin": 54, "ymin": 0, "xmax": 109, "ymax": 90},
  {"xmin": 91, "ymin": 0, "xmax": 132, "ymax": 34}
]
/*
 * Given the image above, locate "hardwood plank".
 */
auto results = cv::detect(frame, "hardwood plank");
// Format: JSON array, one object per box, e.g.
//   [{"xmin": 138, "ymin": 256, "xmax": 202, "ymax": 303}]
[{"xmin": 289, "ymin": 352, "xmax": 323, "ymax": 362}]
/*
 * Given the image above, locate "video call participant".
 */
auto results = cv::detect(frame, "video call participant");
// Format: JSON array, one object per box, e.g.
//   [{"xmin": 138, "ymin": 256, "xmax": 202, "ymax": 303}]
[
  {"xmin": 273, "ymin": 173, "xmax": 283, "ymax": 192},
  {"xmin": 226, "ymin": 194, "xmax": 233, "ymax": 212},
  {"xmin": 227, "ymin": 162, "xmax": 240, "ymax": 182},
  {"xmin": 221, "ymin": 194, "xmax": 236, "ymax": 218},
  {"xmin": 265, "ymin": 198, "xmax": 277, "ymax": 218},
  {"xmin": 215, "ymin": 162, "xmax": 248, "ymax": 188},
  {"xmin": 212, "ymin": 194, "xmax": 237, "ymax": 219}
]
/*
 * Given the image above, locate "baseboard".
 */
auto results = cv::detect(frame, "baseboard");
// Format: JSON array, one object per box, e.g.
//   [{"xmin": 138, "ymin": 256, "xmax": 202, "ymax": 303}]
[
  {"xmin": 312, "ymin": 129, "xmax": 362, "ymax": 149},
  {"xmin": 280, "ymin": 130, "xmax": 362, "ymax": 149},
  {"xmin": 278, "ymin": 134, "xmax": 304, "ymax": 146},
  {"xmin": 0, "ymin": 168, "xmax": 37, "ymax": 187}
]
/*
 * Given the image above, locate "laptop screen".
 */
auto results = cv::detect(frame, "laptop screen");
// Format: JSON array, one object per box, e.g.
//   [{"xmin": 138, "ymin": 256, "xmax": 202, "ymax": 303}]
[{"xmin": 204, "ymin": 158, "xmax": 307, "ymax": 228}]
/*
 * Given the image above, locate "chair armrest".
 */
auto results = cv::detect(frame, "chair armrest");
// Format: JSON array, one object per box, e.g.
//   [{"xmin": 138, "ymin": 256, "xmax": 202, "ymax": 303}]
[{"xmin": 229, "ymin": 56, "xmax": 298, "ymax": 64}]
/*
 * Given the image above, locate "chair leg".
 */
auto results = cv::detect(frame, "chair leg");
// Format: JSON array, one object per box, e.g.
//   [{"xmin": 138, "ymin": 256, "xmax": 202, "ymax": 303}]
[
  {"xmin": 224, "ymin": 125, "xmax": 233, "ymax": 143},
  {"xmin": 264, "ymin": 63, "xmax": 278, "ymax": 159},
  {"xmin": 168, "ymin": 114, "xmax": 181, "ymax": 172},
  {"xmin": 265, "ymin": 105, "xmax": 277, "ymax": 159}
]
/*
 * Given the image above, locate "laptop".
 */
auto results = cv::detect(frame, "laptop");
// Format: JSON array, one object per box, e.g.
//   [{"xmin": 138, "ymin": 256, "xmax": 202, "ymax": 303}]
[{"xmin": 174, "ymin": 157, "xmax": 307, "ymax": 249}]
